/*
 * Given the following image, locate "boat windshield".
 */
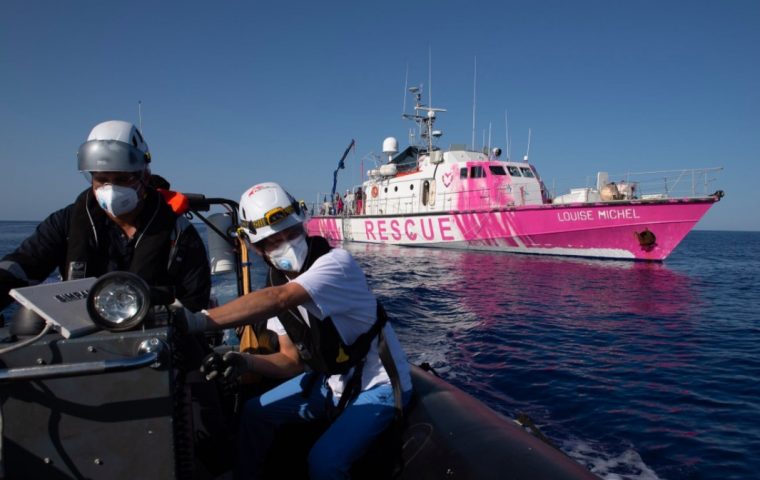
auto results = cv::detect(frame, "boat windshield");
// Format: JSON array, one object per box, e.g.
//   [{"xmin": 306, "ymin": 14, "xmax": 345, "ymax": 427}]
[
  {"xmin": 520, "ymin": 167, "xmax": 535, "ymax": 178},
  {"xmin": 489, "ymin": 165, "xmax": 507, "ymax": 176}
]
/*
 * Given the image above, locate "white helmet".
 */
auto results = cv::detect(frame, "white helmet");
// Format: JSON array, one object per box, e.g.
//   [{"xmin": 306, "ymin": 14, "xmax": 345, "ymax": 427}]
[
  {"xmin": 77, "ymin": 120, "xmax": 151, "ymax": 173},
  {"xmin": 239, "ymin": 182, "xmax": 306, "ymax": 244}
]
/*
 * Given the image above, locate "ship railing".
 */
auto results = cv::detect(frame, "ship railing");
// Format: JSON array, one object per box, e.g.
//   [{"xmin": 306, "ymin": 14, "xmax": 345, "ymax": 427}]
[
  {"xmin": 309, "ymin": 189, "xmax": 366, "ymax": 217},
  {"xmin": 366, "ymin": 193, "xmax": 421, "ymax": 215},
  {"xmin": 359, "ymin": 187, "xmax": 525, "ymax": 216},
  {"xmin": 618, "ymin": 167, "xmax": 723, "ymax": 198},
  {"xmin": 548, "ymin": 167, "xmax": 723, "ymax": 200},
  {"xmin": 307, "ymin": 202, "xmax": 360, "ymax": 217}
]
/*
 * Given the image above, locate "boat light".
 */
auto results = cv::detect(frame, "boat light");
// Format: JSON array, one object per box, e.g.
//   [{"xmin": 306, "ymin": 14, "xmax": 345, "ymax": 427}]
[{"xmin": 87, "ymin": 272, "xmax": 151, "ymax": 331}]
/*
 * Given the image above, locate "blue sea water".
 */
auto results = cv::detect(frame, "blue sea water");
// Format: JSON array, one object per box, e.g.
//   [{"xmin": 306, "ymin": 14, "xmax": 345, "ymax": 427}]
[{"xmin": 1, "ymin": 221, "xmax": 758, "ymax": 480}]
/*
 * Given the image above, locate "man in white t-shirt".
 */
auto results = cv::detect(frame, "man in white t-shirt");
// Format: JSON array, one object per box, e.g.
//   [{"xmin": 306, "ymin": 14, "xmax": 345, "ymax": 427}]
[
  {"xmin": 344, "ymin": 189, "xmax": 355, "ymax": 215},
  {"xmin": 175, "ymin": 182, "xmax": 412, "ymax": 479}
]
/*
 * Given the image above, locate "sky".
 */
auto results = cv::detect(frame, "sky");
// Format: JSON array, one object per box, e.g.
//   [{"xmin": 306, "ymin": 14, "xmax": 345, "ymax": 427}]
[{"xmin": 1, "ymin": 0, "xmax": 758, "ymax": 231}]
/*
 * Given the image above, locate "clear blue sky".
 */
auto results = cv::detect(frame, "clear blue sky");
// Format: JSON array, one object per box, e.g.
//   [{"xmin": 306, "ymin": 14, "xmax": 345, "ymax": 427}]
[{"xmin": 1, "ymin": 0, "xmax": 758, "ymax": 230}]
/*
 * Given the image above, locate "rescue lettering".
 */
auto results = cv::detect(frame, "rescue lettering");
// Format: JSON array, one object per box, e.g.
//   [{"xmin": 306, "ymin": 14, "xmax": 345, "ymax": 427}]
[{"xmin": 365, "ymin": 217, "xmax": 455, "ymax": 241}]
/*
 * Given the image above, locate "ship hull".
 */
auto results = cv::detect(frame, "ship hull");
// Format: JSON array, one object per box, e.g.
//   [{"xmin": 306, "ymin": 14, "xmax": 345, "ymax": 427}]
[{"xmin": 306, "ymin": 198, "xmax": 718, "ymax": 261}]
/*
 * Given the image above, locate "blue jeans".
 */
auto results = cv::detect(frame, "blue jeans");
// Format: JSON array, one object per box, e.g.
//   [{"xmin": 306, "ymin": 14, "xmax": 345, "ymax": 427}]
[{"xmin": 236, "ymin": 372, "xmax": 410, "ymax": 480}]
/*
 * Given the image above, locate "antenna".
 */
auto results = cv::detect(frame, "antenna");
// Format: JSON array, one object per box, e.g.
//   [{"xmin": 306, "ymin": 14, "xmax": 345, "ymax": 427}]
[
  {"xmin": 138, "ymin": 100, "xmax": 143, "ymax": 133},
  {"xmin": 488, "ymin": 122, "xmax": 492, "ymax": 152},
  {"xmin": 525, "ymin": 128, "xmax": 532, "ymax": 161},
  {"xmin": 471, "ymin": 57, "xmax": 477, "ymax": 150},
  {"xmin": 402, "ymin": 63, "xmax": 409, "ymax": 116},
  {"xmin": 403, "ymin": 85, "xmax": 423, "ymax": 145},
  {"xmin": 505, "ymin": 109, "xmax": 511, "ymax": 160},
  {"xmin": 428, "ymin": 46, "xmax": 432, "ymax": 109},
  {"xmin": 402, "ymin": 84, "xmax": 446, "ymax": 152}
]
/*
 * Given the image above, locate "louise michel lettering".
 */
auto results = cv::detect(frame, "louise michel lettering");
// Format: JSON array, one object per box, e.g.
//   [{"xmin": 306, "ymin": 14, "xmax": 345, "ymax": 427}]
[{"xmin": 557, "ymin": 208, "xmax": 640, "ymax": 222}]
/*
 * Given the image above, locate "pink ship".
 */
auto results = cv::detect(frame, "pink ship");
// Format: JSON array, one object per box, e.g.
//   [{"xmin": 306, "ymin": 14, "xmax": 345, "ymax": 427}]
[{"xmin": 307, "ymin": 89, "xmax": 723, "ymax": 261}]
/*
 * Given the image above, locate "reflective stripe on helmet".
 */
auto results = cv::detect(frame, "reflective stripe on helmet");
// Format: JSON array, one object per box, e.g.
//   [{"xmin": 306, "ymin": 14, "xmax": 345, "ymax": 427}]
[{"xmin": 241, "ymin": 203, "xmax": 300, "ymax": 233}]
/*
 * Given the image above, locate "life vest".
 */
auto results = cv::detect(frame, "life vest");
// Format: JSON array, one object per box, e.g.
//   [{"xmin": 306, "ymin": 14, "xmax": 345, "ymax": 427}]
[
  {"xmin": 158, "ymin": 188, "xmax": 191, "ymax": 215},
  {"xmin": 65, "ymin": 188, "xmax": 190, "ymax": 286},
  {"xmin": 266, "ymin": 236, "xmax": 386, "ymax": 375},
  {"xmin": 267, "ymin": 235, "xmax": 403, "ymax": 415}
]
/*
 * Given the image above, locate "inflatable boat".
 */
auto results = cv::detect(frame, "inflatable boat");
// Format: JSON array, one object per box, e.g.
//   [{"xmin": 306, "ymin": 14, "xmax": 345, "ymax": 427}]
[{"xmin": 0, "ymin": 195, "xmax": 596, "ymax": 479}]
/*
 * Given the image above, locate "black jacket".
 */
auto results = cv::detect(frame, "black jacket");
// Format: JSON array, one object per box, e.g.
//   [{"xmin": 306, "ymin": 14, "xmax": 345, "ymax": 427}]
[{"xmin": 0, "ymin": 188, "xmax": 210, "ymax": 312}]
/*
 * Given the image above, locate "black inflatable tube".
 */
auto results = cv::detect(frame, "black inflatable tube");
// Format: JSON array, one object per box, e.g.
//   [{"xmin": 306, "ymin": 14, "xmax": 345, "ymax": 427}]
[{"xmin": 400, "ymin": 365, "xmax": 598, "ymax": 480}]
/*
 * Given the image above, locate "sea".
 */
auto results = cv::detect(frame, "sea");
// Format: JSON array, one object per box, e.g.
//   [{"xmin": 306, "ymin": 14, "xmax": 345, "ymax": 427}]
[{"xmin": 1, "ymin": 221, "xmax": 758, "ymax": 480}]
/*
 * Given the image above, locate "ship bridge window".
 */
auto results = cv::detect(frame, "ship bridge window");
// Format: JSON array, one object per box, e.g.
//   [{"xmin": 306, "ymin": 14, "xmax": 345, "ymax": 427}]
[
  {"xmin": 520, "ymin": 167, "xmax": 535, "ymax": 178},
  {"xmin": 507, "ymin": 165, "xmax": 522, "ymax": 176},
  {"xmin": 460, "ymin": 167, "xmax": 468, "ymax": 179},
  {"xmin": 489, "ymin": 165, "xmax": 507, "ymax": 176},
  {"xmin": 470, "ymin": 166, "xmax": 486, "ymax": 178}
]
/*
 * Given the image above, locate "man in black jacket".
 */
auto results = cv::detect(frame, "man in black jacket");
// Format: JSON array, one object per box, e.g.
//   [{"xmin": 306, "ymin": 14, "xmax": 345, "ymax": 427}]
[{"xmin": 0, "ymin": 120, "xmax": 210, "ymax": 313}]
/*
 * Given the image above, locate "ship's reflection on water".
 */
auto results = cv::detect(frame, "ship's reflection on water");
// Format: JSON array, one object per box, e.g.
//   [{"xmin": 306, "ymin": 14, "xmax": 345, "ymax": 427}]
[
  {"xmin": 346, "ymin": 243, "xmax": 699, "ymax": 358},
  {"xmin": 343, "ymin": 242, "xmax": 705, "ymax": 479}
]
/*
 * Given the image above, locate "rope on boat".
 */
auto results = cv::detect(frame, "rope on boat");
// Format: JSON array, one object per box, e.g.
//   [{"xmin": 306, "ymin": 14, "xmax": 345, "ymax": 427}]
[
  {"xmin": 418, "ymin": 363, "xmax": 560, "ymax": 452},
  {"xmin": 515, "ymin": 412, "xmax": 557, "ymax": 448},
  {"xmin": 418, "ymin": 362, "xmax": 440, "ymax": 377}
]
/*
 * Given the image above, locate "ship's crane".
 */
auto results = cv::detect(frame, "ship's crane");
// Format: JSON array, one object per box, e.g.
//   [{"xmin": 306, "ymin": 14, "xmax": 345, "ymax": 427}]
[{"xmin": 331, "ymin": 139, "xmax": 355, "ymax": 199}]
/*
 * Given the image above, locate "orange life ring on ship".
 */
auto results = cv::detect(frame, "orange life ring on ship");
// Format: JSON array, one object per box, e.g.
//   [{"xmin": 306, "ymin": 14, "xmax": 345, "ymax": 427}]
[{"xmin": 371, "ymin": 185, "xmax": 379, "ymax": 198}]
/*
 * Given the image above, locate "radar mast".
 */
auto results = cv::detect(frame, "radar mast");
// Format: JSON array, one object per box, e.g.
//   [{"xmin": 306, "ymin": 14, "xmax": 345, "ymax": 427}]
[{"xmin": 402, "ymin": 86, "xmax": 446, "ymax": 154}]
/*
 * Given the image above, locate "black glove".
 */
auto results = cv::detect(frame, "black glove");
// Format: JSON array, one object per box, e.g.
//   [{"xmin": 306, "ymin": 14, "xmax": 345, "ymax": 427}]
[
  {"xmin": 199, "ymin": 350, "xmax": 253, "ymax": 381},
  {"xmin": 221, "ymin": 351, "xmax": 252, "ymax": 380},
  {"xmin": 169, "ymin": 300, "xmax": 210, "ymax": 334},
  {"xmin": 200, "ymin": 352, "xmax": 226, "ymax": 381}
]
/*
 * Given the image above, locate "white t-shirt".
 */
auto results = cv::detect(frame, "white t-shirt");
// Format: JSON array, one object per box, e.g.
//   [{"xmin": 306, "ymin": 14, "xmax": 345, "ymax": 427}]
[{"xmin": 266, "ymin": 248, "xmax": 412, "ymax": 399}]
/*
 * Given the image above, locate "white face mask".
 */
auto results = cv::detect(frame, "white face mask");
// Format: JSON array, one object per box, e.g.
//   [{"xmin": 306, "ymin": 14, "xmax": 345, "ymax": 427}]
[
  {"xmin": 95, "ymin": 184, "xmax": 140, "ymax": 217},
  {"xmin": 267, "ymin": 234, "xmax": 309, "ymax": 272}
]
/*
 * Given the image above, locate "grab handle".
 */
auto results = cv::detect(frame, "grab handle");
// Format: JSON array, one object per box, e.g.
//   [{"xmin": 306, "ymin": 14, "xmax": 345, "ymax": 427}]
[{"xmin": 0, "ymin": 338, "xmax": 167, "ymax": 382}]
